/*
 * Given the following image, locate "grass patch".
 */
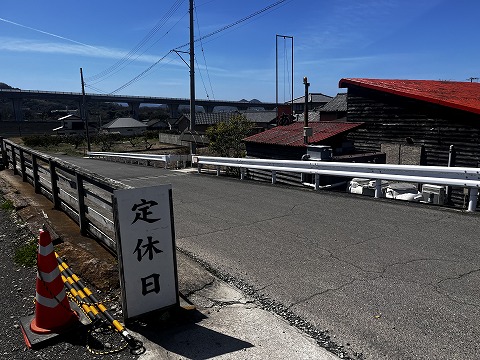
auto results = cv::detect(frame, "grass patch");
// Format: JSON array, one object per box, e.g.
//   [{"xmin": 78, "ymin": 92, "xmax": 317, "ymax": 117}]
[
  {"xmin": 14, "ymin": 240, "xmax": 37, "ymax": 267},
  {"xmin": 1, "ymin": 199, "xmax": 14, "ymax": 211}
]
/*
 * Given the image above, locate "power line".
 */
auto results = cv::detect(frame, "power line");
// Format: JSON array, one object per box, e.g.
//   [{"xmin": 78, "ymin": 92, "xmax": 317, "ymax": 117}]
[
  {"xmin": 194, "ymin": 3, "xmax": 215, "ymax": 100},
  {"xmin": 108, "ymin": 0, "xmax": 290, "ymax": 95},
  {"xmin": 84, "ymin": 83, "xmax": 107, "ymax": 93},
  {"xmin": 109, "ymin": 51, "xmax": 173, "ymax": 95},
  {"xmin": 87, "ymin": 0, "xmax": 186, "ymax": 83},
  {"xmin": 89, "ymin": 10, "xmax": 189, "ymax": 87},
  {"xmin": 195, "ymin": 55, "xmax": 210, "ymax": 99},
  {"xmin": 175, "ymin": 0, "xmax": 289, "ymax": 50}
]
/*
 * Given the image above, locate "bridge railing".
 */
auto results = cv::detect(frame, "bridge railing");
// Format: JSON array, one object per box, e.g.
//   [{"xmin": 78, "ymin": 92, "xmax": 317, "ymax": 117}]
[
  {"xmin": 0, "ymin": 138, "xmax": 129, "ymax": 252},
  {"xmin": 87, "ymin": 151, "xmax": 191, "ymax": 169},
  {"xmin": 192, "ymin": 155, "xmax": 480, "ymax": 212}
]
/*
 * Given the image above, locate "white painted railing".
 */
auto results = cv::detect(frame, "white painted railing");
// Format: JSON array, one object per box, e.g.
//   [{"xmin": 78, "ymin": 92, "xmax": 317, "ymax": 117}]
[
  {"xmin": 193, "ymin": 156, "xmax": 480, "ymax": 212},
  {"xmin": 87, "ymin": 152, "xmax": 191, "ymax": 169}
]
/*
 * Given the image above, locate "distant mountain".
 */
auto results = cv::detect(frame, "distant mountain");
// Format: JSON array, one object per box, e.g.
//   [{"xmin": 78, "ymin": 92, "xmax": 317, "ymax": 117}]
[
  {"xmin": 239, "ymin": 98, "xmax": 262, "ymax": 103},
  {"xmin": 0, "ymin": 82, "xmax": 14, "ymax": 90}
]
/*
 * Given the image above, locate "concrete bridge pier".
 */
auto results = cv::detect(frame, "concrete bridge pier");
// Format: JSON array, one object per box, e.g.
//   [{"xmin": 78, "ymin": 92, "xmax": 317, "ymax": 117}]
[
  {"xmin": 203, "ymin": 105, "xmax": 215, "ymax": 114},
  {"xmin": 129, "ymin": 102, "xmax": 141, "ymax": 120},
  {"xmin": 168, "ymin": 103, "xmax": 180, "ymax": 118},
  {"xmin": 12, "ymin": 99, "xmax": 23, "ymax": 122}
]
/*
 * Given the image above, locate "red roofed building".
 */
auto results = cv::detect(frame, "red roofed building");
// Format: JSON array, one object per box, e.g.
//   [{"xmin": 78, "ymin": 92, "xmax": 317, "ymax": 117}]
[
  {"xmin": 243, "ymin": 121, "xmax": 364, "ymax": 160},
  {"xmin": 339, "ymin": 78, "xmax": 480, "ymax": 206}
]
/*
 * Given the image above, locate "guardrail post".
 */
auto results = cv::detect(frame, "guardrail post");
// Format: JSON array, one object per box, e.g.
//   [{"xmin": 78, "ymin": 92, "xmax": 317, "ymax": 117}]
[
  {"xmin": 272, "ymin": 170, "xmax": 277, "ymax": 184},
  {"xmin": 49, "ymin": 160, "xmax": 60, "ymax": 209},
  {"xmin": 375, "ymin": 179, "xmax": 382, "ymax": 198},
  {"xmin": 467, "ymin": 188, "xmax": 478, "ymax": 212},
  {"xmin": 76, "ymin": 174, "xmax": 87, "ymax": 234},
  {"xmin": 32, "ymin": 154, "xmax": 41, "ymax": 193},
  {"xmin": 216, "ymin": 166, "xmax": 221, "ymax": 176},
  {"xmin": 197, "ymin": 163, "xmax": 202, "ymax": 174},
  {"xmin": 12, "ymin": 146, "xmax": 17, "ymax": 175},
  {"xmin": 314, "ymin": 174, "xmax": 320, "ymax": 190},
  {"xmin": 240, "ymin": 168, "xmax": 246, "ymax": 180},
  {"xmin": 19, "ymin": 149, "xmax": 27, "ymax": 182},
  {"xmin": 0, "ymin": 137, "xmax": 6, "ymax": 170}
]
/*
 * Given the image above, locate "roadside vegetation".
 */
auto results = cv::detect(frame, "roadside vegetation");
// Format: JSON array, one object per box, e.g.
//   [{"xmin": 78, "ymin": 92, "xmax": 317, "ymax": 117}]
[
  {"xmin": 0, "ymin": 197, "xmax": 37, "ymax": 267},
  {"xmin": 0, "ymin": 198, "xmax": 14, "ymax": 211},
  {"xmin": 14, "ymin": 239, "xmax": 37, "ymax": 267},
  {"xmin": 17, "ymin": 131, "xmax": 189, "ymax": 157},
  {"xmin": 206, "ymin": 114, "xmax": 253, "ymax": 157},
  {"xmin": 205, "ymin": 114, "xmax": 254, "ymax": 175}
]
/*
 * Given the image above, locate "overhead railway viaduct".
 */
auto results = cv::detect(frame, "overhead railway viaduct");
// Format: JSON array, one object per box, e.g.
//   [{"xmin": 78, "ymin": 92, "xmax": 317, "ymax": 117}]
[{"xmin": 0, "ymin": 88, "xmax": 277, "ymax": 121}]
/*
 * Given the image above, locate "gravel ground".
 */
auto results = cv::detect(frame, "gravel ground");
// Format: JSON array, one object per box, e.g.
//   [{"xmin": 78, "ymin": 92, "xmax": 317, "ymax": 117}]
[{"xmin": 0, "ymin": 199, "xmax": 140, "ymax": 360}]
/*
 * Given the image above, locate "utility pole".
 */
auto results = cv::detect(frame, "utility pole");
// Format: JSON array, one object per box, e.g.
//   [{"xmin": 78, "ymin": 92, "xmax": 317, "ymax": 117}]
[
  {"xmin": 80, "ymin": 68, "xmax": 91, "ymax": 152},
  {"xmin": 189, "ymin": 0, "xmax": 196, "ymax": 154},
  {"xmin": 467, "ymin": 77, "xmax": 479, "ymax": 83}
]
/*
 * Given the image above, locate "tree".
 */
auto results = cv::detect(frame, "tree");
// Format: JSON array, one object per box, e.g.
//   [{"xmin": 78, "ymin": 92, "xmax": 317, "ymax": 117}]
[{"xmin": 206, "ymin": 114, "xmax": 253, "ymax": 158}]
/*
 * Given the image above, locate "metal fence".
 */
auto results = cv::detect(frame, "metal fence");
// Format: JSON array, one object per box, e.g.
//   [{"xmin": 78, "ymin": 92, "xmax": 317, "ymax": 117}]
[
  {"xmin": 0, "ymin": 138, "xmax": 129, "ymax": 251},
  {"xmin": 193, "ymin": 155, "xmax": 480, "ymax": 212},
  {"xmin": 87, "ymin": 151, "xmax": 191, "ymax": 169}
]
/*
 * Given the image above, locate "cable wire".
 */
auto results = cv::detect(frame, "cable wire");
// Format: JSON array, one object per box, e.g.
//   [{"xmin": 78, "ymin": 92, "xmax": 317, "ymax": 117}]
[
  {"xmin": 87, "ymin": 0, "xmax": 186, "ymax": 82},
  {"xmin": 107, "ymin": 0, "xmax": 290, "ymax": 95},
  {"xmin": 195, "ymin": 55, "xmax": 209, "ymax": 99},
  {"xmin": 109, "ymin": 51, "xmax": 174, "ymax": 94},
  {"xmin": 194, "ymin": 3, "xmax": 215, "ymax": 100},
  {"xmin": 89, "ymin": 10, "xmax": 189, "ymax": 87},
  {"xmin": 175, "ymin": 0, "xmax": 289, "ymax": 50}
]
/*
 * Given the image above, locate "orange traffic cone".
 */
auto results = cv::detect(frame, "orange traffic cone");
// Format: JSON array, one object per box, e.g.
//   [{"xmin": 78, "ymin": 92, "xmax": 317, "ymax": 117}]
[
  {"xmin": 20, "ymin": 228, "xmax": 88, "ymax": 349},
  {"xmin": 30, "ymin": 229, "xmax": 79, "ymax": 334}
]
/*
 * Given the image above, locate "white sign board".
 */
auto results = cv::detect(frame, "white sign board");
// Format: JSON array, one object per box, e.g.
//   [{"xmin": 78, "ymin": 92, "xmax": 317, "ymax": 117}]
[{"xmin": 113, "ymin": 184, "xmax": 178, "ymax": 319}]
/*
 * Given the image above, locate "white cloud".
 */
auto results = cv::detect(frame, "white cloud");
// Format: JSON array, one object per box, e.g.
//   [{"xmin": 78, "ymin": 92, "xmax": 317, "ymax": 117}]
[{"xmin": 0, "ymin": 36, "xmax": 164, "ymax": 64}]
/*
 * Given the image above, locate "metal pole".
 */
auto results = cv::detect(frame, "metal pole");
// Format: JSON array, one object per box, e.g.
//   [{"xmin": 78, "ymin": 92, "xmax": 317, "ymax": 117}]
[
  {"xmin": 291, "ymin": 36, "xmax": 294, "ymax": 115},
  {"xmin": 375, "ymin": 179, "xmax": 382, "ymax": 198},
  {"xmin": 275, "ymin": 35, "xmax": 278, "ymax": 117},
  {"xmin": 303, "ymin": 76, "xmax": 310, "ymax": 144},
  {"xmin": 189, "ymin": 0, "xmax": 196, "ymax": 154},
  {"xmin": 80, "ymin": 68, "xmax": 91, "ymax": 152},
  {"xmin": 276, "ymin": 35, "xmax": 294, "ymax": 117},
  {"xmin": 468, "ymin": 188, "xmax": 478, "ymax": 212},
  {"xmin": 446, "ymin": 145, "xmax": 455, "ymax": 204}
]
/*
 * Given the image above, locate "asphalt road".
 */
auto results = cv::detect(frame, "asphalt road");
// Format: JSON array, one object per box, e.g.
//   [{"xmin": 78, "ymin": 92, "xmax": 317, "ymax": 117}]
[{"xmin": 57, "ymin": 156, "xmax": 480, "ymax": 359}]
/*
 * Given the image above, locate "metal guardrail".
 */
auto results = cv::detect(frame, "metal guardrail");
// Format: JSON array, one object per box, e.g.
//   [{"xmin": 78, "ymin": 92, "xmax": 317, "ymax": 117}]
[
  {"xmin": 87, "ymin": 152, "xmax": 191, "ymax": 169},
  {"xmin": 192, "ymin": 155, "xmax": 480, "ymax": 212},
  {"xmin": 0, "ymin": 138, "xmax": 129, "ymax": 251}
]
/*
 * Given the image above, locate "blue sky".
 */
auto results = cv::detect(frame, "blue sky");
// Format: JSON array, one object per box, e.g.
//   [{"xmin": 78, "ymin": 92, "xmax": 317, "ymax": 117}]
[{"xmin": 0, "ymin": 0, "xmax": 478, "ymax": 102}]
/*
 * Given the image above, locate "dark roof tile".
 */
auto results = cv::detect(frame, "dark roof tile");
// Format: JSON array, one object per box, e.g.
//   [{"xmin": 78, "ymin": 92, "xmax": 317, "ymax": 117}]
[
  {"xmin": 243, "ymin": 121, "xmax": 363, "ymax": 147},
  {"xmin": 321, "ymin": 93, "xmax": 347, "ymax": 112}
]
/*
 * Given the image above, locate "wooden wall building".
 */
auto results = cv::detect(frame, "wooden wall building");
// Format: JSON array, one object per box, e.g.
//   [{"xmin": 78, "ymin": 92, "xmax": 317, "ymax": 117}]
[{"xmin": 339, "ymin": 78, "xmax": 480, "ymax": 207}]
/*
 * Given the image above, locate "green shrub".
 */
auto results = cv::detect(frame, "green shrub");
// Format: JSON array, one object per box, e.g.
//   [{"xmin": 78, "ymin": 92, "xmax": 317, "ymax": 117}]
[
  {"xmin": 91, "ymin": 132, "xmax": 122, "ymax": 151},
  {"xmin": 0, "ymin": 199, "xmax": 14, "ymax": 211},
  {"xmin": 206, "ymin": 114, "xmax": 253, "ymax": 158},
  {"xmin": 14, "ymin": 240, "xmax": 37, "ymax": 267},
  {"xmin": 22, "ymin": 135, "xmax": 63, "ymax": 148}
]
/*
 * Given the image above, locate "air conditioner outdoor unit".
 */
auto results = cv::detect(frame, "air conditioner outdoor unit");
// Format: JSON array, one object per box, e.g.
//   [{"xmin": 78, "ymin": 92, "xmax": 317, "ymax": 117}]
[
  {"xmin": 422, "ymin": 184, "xmax": 446, "ymax": 205},
  {"xmin": 306, "ymin": 145, "xmax": 333, "ymax": 161}
]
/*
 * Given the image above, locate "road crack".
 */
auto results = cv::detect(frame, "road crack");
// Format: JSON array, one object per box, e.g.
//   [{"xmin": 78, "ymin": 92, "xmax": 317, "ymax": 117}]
[{"xmin": 288, "ymin": 279, "xmax": 358, "ymax": 309}]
